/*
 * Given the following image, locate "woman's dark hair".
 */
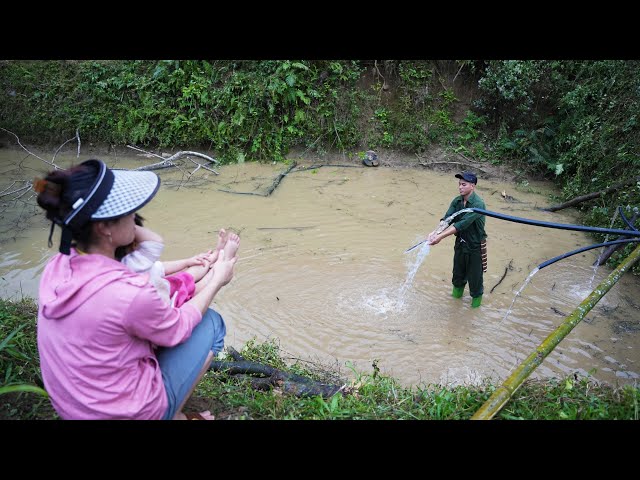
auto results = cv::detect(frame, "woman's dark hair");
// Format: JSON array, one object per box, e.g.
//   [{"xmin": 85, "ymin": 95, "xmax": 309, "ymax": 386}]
[
  {"xmin": 36, "ymin": 163, "xmax": 101, "ymax": 247},
  {"xmin": 134, "ymin": 214, "xmax": 145, "ymax": 227}
]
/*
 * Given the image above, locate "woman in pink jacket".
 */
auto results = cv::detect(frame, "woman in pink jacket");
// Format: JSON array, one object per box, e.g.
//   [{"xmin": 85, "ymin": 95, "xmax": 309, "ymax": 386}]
[{"xmin": 35, "ymin": 159, "xmax": 237, "ymax": 420}]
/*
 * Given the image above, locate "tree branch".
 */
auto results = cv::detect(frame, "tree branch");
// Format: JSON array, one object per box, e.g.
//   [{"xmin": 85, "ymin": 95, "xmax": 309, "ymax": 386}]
[
  {"xmin": 210, "ymin": 360, "xmax": 344, "ymax": 398},
  {"xmin": 490, "ymin": 260, "xmax": 513, "ymax": 294},
  {"xmin": 219, "ymin": 162, "xmax": 296, "ymax": 196},
  {"xmin": 418, "ymin": 160, "xmax": 491, "ymax": 174},
  {"xmin": 52, "ymin": 130, "xmax": 80, "ymax": 164},
  {"xmin": 543, "ymin": 177, "xmax": 640, "ymax": 212},
  {"xmin": 129, "ymin": 147, "xmax": 219, "ymax": 174},
  {"xmin": 0, "ymin": 183, "xmax": 31, "ymax": 199},
  {"xmin": 0, "ymin": 127, "xmax": 59, "ymax": 170}
]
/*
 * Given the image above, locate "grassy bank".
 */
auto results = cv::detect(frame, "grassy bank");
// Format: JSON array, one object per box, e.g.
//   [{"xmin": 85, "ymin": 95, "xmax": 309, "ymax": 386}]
[{"xmin": 1, "ymin": 298, "xmax": 638, "ymax": 420}]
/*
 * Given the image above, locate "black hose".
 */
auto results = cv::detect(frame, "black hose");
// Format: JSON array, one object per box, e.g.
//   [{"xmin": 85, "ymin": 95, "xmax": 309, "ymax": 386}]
[
  {"xmin": 538, "ymin": 238, "xmax": 640, "ymax": 270},
  {"xmin": 618, "ymin": 206, "xmax": 639, "ymax": 232},
  {"xmin": 469, "ymin": 208, "xmax": 640, "ymax": 238}
]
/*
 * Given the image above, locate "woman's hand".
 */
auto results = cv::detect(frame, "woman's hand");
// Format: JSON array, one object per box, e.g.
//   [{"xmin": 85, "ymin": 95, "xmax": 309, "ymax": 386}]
[{"xmin": 211, "ymin": 249, "xmax": 237, "ymax": 287}]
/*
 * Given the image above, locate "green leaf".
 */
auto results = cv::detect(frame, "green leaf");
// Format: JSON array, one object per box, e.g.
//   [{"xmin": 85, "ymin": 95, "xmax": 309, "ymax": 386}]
[
  {"xmin": 0, "ymin": 324, "xmax": 25, "ymax": 353},
  {"xmin": 285, "ymin": 74, "xmax": 296, "ymax": 87},
  {"xmin": 0, "ymin": 384, "xmax": 48, "ymax": 397},
  {"xmin": 232, "ymin": 112, "xmax": 245, "ymax": 126},
  {"xmin": 5, "ymin": 347, "xmax": 30, "ymax": 361},
  {"xmin": 296, "ymin": 90, "xmax": 310, "ymax": 105},
  {"xmin": 330, "ymin": 394, "xmax": 339, "ymax": 411}
]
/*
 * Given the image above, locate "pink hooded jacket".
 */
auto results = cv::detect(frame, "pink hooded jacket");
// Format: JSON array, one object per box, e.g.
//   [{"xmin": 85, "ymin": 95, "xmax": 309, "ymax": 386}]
[{"xmin": 37, "ymin": 249, "xmax": 202, "ymax": 419}]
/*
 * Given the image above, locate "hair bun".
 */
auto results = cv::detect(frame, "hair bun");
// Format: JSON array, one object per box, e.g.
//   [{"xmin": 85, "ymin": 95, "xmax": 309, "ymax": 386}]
[{"xmin": 33, "ymin": 178, "xmax": 62, "ymax": 194}]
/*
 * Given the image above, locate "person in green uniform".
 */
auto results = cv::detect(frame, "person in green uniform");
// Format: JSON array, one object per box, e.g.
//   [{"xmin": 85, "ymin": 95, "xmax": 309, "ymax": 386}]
[{"xmin": 427, "ymin": 171, "xmax": 487, "ymax": 308}]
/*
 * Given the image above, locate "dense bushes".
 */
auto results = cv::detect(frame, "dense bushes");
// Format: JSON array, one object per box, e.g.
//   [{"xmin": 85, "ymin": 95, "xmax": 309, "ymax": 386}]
[
  {"xmin": 0, "ymin": 60, "xmax": 486, "ymax": 161},
  {"xmin": 1, "ymin": 59, "xmax": 639, "ymax": 269},
  {"xmin": 474, "ymin": 60, "xmax": 640, "ymax": 267}
]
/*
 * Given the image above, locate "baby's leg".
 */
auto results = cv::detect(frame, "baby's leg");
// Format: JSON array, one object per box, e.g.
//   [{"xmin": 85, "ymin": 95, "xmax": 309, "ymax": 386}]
[
  {"xmin": 186, "ymin": 246, "xmax": 221, "ymax": 283},
  {"xmin": 193, "ymin": 265, "xmax": 215, "ymax": 295},
  {"xmin": 193, "ymin": 232, "xmax": 238, "ymax": 283},
  {"xmin": 184, "ymin": 263, "xmax": 210, "ymax": 283}
]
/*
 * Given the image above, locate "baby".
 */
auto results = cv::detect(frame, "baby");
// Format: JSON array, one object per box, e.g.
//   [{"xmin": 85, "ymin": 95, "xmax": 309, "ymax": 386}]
[{"xmin": 116, "ymin": 215, "xmax": 240, "ymax": 307}]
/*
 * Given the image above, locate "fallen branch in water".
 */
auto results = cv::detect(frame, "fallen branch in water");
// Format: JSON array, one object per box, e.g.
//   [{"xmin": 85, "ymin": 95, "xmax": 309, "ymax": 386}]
[
  {"xmin": 52, "ymin": 129, "xmax": 81, "ymax": 163},
  {"xmin": 0, "ymin": 130, "xmax": 86, "ymax": 218},
  {"xmin": 219, "ymin": 162, "xmax": 297, "ymax": 196},
  {"xmin": 264, "ymin": 162, "xmax": 297, "ymax": 195},
  {"xmin": 128, "ymin": 145, "xmax": 219, "ymax": 175},
  {"xmin": 0, "ymin": 182, "xmax": 31, "ymax": 199},
  {"xmin": 293, "ymin": 164, "xmax": 363, "ymax": 172},
  {"xmin": 490, "ymin": 259, "xmax": 513, "ymax": 293},
  {"xmin": 0, "ymin": 127, "xmax": 60, "ymax": 170},
  {"xmin": 218, "ymin": 189, "xmax": 264, "ymax": 196}
]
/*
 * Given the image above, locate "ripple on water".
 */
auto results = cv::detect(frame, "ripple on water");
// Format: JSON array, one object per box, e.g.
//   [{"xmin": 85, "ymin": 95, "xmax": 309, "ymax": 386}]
[
  {"xmin": 361, "ymin": 288, "xmax": 409, "ymax": 316},
  {"xmin": 339, "ymin": 284, "xmax": 409, "ymax": 318}
]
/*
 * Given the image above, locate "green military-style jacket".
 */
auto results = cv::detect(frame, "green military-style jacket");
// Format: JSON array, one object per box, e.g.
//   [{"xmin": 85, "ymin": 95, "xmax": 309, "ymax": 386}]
[{"xmin": 443, "ymin": 191, "xmax": 487, "ymax": 248}]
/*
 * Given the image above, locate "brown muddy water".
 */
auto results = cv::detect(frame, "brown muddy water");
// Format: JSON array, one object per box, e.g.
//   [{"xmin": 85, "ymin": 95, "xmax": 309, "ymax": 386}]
[{"xmin": 1, "ymin": 147, "xmax": 639, "ymax": 388}]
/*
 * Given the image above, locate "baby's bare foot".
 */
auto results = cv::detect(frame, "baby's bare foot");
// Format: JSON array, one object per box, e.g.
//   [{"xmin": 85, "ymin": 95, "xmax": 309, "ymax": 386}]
[
  {"xmin": 215, "ymin": 228, "xmax": 228, "ymax": 252},
  {"xmin": 224, "ymin": 232, "xmax": 240, "ymax": 259}
]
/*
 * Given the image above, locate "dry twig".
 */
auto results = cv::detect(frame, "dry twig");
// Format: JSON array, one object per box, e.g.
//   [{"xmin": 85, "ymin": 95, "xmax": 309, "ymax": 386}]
[
  {"xmin": 52, "ymin": 130, "xmax": 81, "ymax": 163},
  {"xmin": 0, "ymin": 127, "xmax": 60, "ymax": 170}
]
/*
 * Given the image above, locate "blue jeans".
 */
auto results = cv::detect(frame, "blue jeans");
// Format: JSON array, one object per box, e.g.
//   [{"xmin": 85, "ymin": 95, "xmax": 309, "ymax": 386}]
[{"xmin": 157, "ymin": 308, "xmax": 226, "ymax": 420}]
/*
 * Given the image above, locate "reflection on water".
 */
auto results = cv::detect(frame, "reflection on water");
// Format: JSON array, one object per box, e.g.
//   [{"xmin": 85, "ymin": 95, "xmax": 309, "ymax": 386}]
[{"xmin": 1, "ymin": 147, "xmax": 639, "ymax": 388}]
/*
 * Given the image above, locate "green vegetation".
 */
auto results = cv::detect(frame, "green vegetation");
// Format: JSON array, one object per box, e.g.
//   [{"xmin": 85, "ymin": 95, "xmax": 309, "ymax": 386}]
[
  {"xmin": 2, "ymin": 60, "xmax": 638, "ymax": 266},
  {"xmin": 0, "ymin": 298, "xmax": 55, "ymax": 419},
  {"xmin": 475, "ymin": 61, "xmax": 640, "ymax": 235},
  {"xmin": 195, "ymin": 339, "xmax": 639, "ymax": 420},
  {"xmin": 1, "ymin": 299, "xmax": 637, "ymax": 420},
  {"xmin": 1, "ymin": 61, "xmax": 639, "ymax": 418}
]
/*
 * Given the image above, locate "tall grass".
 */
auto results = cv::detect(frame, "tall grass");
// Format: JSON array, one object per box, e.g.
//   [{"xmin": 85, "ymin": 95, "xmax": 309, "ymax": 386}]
[
  {"xmin": 0, "ymin": 298, "xmax": 54, "ymax": 419},
  {"xmin": 1, "ymin": 299, "xmax": 637, "ymax": 420}
]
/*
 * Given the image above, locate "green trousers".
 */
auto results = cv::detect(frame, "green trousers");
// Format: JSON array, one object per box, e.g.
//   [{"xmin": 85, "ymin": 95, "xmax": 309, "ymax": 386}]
[{"xmin": 452, "ymin": 239, "xmax": 484, "ymax": 298}]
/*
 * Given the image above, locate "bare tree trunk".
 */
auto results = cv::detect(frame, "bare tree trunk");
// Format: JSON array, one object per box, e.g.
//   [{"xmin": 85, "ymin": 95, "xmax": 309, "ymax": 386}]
[
  {"xmin": 543, "ymin": 177, "xmax": 640, "ymax": 212},
  {"xmin": 594, "ymin": 214, "xmax": 638, "ymax": 266},
  {"xmin": 210, "ymin": 360, "xmax": 344, "ymax": 398}
]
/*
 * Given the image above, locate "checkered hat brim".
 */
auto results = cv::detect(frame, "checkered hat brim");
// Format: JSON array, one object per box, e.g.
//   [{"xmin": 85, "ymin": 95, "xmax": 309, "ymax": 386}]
[{"xmin": 91, "ymin": 169, "xmax": 160, "ymax": 220}]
